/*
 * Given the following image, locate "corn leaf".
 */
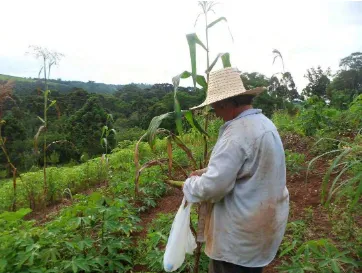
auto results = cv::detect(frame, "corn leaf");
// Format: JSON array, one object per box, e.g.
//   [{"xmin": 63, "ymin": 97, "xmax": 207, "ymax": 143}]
[
  {"xmin": 173, "ymin": 71, "xmax": 206, "ymax": 89},
  {"xmin": 172, "ymin": 75, "xmax": 183, "ymax": 136},
  {"xmin": 221, "ymin": 53, "xmax": 231, "ymax": 68},
  {"xmin": 101, "ymin": 126, "xmax": 108, "ymax": 138},
  {"xmin": 207, "ymin": 16, "xmax": 234, "ymax": 41},
  {"xmin": 145, "ymin": 112, "xmax": 173, "ymax": 148},
  {"xmin": 100, "ymin": 138, "xmax": 107, "ymax": 147},
  {"xmin": 186, "ymin": 33, "xmax": 207, "ymax": 90},
  {"xmin": 34, "ymin": 125, "xmax": 46, "ymax": 153},
  {"xmin": 206, "ymin": 53, "xmax": 231, "ymax": 73},
  {"xmin": 37, "ymin": 116, "xmax": 45, "ymax": 124},
  {"xmin": 47, "ymin": 100, "xmax": 57, "ymax": 111},
  {"xmin": 207, "ymin": 16, "xmax": 227, "ymax": 29},
  {"xmin": 182, "ymin": 110, "xmax": 209, "ymax": 137},
  {"xmin": 272, "ymin": 49, "xmax": 285, "ymax": 72}
]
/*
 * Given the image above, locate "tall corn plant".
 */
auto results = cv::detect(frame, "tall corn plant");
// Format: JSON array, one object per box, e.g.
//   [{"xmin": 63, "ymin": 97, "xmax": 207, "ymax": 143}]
[
  {"xmin": 28, "ymin": 45, "xmax": 63, "ymax": 201},
  {"xmin": 134, "ymin": 2, "xmax": 233, "ymax": 273},
  {"xmin": 307, "ymin": 136, "xmax": 362, "ymax": 209},
  {"xmin": 134, "ymin": 1, "xmax": 233, "ymax": 195}
]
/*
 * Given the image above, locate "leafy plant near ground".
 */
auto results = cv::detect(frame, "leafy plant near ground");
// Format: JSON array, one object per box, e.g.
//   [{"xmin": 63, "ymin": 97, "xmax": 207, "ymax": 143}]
[
  {"xmin": 278, "ymin": 239, "xmax": 360, "ymax": 273},
  {"xmin": 0, "ymin": 192, "xmax": 140, "ymax": 273},
  {"xmin": 307, "ymin": 134, "xmax": 362, "ymax": 209},
  {"xmin": 285, "ymin": 150, "xmax": 306, "ymax": 174},
  {"xmin": 136, "ymin": 210, "xmax": 209, "ymax": 273}
]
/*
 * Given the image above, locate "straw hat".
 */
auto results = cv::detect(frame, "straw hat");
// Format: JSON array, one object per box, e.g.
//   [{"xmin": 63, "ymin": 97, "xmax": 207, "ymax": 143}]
[{"xmin": 191, "ymin": 67, "xmax": 265, "ymax": 110}]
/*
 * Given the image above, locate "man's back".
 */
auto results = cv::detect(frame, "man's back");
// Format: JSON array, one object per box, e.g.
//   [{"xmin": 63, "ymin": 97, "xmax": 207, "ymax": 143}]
[{"xmin": 184, "ymin": 109, "xmax": 289, "ymax": 267}]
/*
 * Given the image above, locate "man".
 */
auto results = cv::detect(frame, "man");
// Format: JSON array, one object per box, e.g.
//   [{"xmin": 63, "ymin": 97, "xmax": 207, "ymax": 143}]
[{"xmin": 183, "ymin": 67, "xmax": 289, "ymax": 273}]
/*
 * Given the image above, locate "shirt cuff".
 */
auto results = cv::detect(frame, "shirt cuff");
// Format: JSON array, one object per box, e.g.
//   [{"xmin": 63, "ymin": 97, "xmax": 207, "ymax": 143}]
[{"xmin": 182, "ymin": 177, "xmax": 203, "ymax": 203}]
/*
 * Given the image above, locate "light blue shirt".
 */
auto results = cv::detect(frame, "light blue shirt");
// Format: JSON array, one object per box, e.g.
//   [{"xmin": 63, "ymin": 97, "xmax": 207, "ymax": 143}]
[{"xmin": 183, "ymin": 109, "xmax": 289, "ymax": 267}]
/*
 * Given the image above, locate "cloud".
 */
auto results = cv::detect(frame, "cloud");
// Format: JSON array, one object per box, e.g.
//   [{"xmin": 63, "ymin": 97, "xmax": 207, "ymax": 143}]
[{"xmin": 0, "ymin": 0, "xmax": 361, "ymax": 91}]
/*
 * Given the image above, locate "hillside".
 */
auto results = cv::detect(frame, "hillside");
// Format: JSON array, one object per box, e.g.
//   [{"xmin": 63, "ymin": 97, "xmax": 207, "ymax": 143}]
[{"xmin": 0, "ymin": 74, "xmax": 151, "ymax": 95}]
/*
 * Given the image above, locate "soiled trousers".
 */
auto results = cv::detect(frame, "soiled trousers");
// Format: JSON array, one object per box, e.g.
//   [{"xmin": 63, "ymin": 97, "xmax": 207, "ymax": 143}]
[{"xmin": 208, "ymin": 259, "xmax": 264, "ymax": 273}]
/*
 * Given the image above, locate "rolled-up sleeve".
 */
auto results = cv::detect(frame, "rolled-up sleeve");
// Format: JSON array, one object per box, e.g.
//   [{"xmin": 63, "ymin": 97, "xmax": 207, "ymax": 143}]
[{"xmin": 183, "ymin": 138, "xmax": 246, "ymax": 203}]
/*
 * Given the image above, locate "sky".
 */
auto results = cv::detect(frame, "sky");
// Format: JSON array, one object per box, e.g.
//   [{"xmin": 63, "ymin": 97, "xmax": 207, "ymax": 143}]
[{"xmin": 0, "ymin": 0, "xmax": 362, "ymax": 90}]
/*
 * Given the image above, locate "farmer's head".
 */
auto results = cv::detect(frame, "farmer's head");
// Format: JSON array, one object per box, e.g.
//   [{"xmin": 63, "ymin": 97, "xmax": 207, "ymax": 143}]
[
  {"xmin": 190, "ymin": 67, "xmax": 264, "ymax": 118},
  {"xmin": 211, "ymin": 95, "xmax": 255, "ymax": 122}
]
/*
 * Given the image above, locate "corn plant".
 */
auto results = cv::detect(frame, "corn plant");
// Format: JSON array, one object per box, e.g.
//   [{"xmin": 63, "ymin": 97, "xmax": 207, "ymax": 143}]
[
  {"xmin": 100, "ymin": 114, "xmax": 116, "ymax": 159},
  {"xmin": 134, "ymin": 2, "xmax": 233, "ymax": 273},
  {"xmin": 28, "ymin": 45, "xmax": 63, "ymax": 201},
  {"xmin": 134, "ymin": 0, "xmax": 233, "ymax": 193}
]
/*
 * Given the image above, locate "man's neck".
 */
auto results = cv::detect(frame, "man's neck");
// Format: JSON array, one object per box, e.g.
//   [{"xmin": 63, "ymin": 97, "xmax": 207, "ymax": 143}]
[{"xmin": 231, "ymin": 105, "xmax": 253, "ymax": 120}]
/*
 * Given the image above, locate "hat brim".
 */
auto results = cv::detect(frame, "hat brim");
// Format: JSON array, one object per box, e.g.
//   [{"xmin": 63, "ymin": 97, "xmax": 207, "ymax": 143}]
[{"xmin": 190, "ymin": 87, "xmax": 265, "ymax": 110}]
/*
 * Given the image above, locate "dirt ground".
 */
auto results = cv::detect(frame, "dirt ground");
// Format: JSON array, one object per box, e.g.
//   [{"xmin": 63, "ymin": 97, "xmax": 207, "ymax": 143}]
[{"xmin": 133, "ymin": 163, "xmax": 330, "ymax": 273}]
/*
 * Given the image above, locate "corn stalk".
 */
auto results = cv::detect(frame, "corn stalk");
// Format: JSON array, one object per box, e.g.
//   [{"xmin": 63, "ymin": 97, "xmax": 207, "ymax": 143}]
[
  {"xmin": 28, "ymin": 46, "xmax": 63, "ymax": 202},
  {"xmin": 134, "ymin": 3, "xmax": 233, "ymax": 272}
]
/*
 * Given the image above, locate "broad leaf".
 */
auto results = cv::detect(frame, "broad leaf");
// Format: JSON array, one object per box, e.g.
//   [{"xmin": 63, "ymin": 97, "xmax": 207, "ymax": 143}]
[
  {"xmin": 100, "ymin": 138, "xmax": 107, "ymax": 147},
  {"xmin": 182, "ymin": 110, "xmax": 209, "ymax": 136},
  {"xmin": 186, "ymin": 33, "xmax": 207, "ymax": 90},
  {"xmin": 145, "ymin": 112, "xmax": 173, "ymax": 148}
]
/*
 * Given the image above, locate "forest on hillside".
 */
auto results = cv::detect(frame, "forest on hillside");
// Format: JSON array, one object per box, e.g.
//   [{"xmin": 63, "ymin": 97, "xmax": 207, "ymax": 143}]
[{"xmin": 0, "ymin": 52, "xmax": 361, "ymax": 176}]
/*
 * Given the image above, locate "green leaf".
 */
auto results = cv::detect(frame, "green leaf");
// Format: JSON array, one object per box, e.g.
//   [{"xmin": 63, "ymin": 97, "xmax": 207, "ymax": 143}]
[
  {"xmin": 37, "ymin": 116, "xmax": 45, "ymax": 124},
  {"xmin": 0, "ymin": 208, "xmax": 32, "ymax": 221},
  {"xmin": 331, "ymin": 260, "xmax": 341, "ymax": 273},
  {"xmin": 145, "ymin": 112, "xmax": 173, "ymax": 148},
  {"xmin": 172, "ymin": 76, "xmax": 183, "ymax": 135},
  {"xmin": 34, "ymin": 125, "xmax": 46, "ymax": 153},
  {"xmin": 44, "ymin": 90, "xmax": 51, "ymax": 98},
  {"xmin": 207, "ymin": 16, "xmax": 227, "ymax": 29},
  {"xmin": 206, "ymin": 53, "xmax": 231, "ymax": 73},
  {"xmin": 221, "ymin": 53, "xmax": 231, "ymax": 68},
  {"xmin": 196, "ymin": 75, "xmax": 207, "ymax": 89},
  {"xmin": 101, "ymin": 126, "xmax": 108, "ymax": 138},
  {"xmin": 207, "ymin": 17, "xmax": 234, "ymax": 42},
  {"xmin": 173, "ymin": 70, "xmax": 206, "ymax": 89},
  {"xmin": 186, "ymin": 33, "xmax": 207, "ymax": 90},
  {"xmin": 47, "ymin": 100, "xmax": 57, "ymax": 110},
  {"xmin": 100, "ymin": 138, "xmax": 107, "ymax": 148},
  {"xmin": 182, "ymin": 110, "xmax": 209, "ymax": 137},
  {"xmin": 109, "ymin": 128, "xmax": 117, "ymax": 135}
]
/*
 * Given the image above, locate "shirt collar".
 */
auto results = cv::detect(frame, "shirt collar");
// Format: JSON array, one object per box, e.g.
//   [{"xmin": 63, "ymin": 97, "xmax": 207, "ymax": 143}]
[
  {"xmin": 219, "ymin": 109, "xmax": 262, "ymax": 134},
  {"xmin": 225, "ymin": 108, "xmax": 262, "ymax": 125}
]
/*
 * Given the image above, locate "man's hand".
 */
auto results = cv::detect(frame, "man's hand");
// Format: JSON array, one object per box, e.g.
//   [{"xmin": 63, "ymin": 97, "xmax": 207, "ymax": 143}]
[{"xmin": 189, "ymin": 168, "xmax": 207, "ymax": 177}]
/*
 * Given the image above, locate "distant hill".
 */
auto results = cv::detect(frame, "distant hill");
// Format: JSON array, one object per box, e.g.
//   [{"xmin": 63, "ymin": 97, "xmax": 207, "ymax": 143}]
[{"xmin": 0, "ymin": 74, "xmax": 152, "ymax": 95}]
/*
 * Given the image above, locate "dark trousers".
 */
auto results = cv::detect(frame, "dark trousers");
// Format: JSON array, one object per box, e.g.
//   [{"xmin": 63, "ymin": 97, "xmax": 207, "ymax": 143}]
[{"xmin": 208, "ymin": 259, "xmax": 264, "ymax": 273}]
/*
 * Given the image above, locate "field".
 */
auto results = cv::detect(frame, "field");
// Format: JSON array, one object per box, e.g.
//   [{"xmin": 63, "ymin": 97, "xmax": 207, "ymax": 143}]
[{"xmin": 0, "ymin": 105, "xmax": 361, "ymax": 272}]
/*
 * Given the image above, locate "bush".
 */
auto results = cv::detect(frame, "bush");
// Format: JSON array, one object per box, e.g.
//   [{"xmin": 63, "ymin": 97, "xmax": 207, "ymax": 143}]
[{"xmin": 285, "ymin": 150, "xmax": 306, "ymax": 174}]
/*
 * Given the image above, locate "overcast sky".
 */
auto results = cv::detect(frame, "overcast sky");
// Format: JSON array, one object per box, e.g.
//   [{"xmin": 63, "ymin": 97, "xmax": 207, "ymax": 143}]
[{"xmin": 1, "ymin": 0, "xmax": 361, "ymax": 90}]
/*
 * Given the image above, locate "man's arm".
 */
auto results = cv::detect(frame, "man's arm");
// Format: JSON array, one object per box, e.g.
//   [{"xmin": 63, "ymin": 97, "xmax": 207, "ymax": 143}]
[{"xmin": 183, "ymin": 138, "xmax": 246, "ymax": 203}]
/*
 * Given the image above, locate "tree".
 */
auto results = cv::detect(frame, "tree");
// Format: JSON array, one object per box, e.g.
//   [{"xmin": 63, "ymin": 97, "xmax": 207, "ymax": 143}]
[
  {"xmin": 68, "ymin": 96, "xmax": 109, "ymax": 156},
  {"xmin": 302, "ymin": 66, "xmax": 331, "ymax": 99}
]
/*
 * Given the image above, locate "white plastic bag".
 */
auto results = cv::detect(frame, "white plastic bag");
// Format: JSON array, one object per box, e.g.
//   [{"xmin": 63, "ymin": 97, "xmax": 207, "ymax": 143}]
[{"xmin": 163, "ymin": 198, "xmax": 197, "ymax": 272}]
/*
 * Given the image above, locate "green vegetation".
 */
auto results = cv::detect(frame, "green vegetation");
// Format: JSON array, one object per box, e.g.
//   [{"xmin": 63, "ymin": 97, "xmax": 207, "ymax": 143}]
[{"xmin": 0, "ymin": 0, "xmax": 361, "ymax": 271}]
